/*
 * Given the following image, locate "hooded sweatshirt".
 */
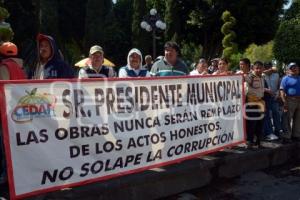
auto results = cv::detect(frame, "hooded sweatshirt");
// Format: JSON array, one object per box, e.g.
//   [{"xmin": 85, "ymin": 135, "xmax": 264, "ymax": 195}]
[
  {"xmin": 29, "ymin": 34, "xmax": 74, "ymax": 79},
  {"xmin": 118, "ymin": 48, "xmax": 150, "ymax": 78}
]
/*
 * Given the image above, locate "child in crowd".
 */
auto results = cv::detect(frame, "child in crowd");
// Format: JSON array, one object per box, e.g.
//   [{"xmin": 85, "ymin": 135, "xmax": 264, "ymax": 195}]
[{"xmin": 245, "ymin": 61, "xmax": 265, "ymax": 147}]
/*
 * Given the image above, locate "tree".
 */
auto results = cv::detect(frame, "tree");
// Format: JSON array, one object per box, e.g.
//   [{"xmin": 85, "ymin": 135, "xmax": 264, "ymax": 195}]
[
  {"xmin": 0, "ymin": 6, "xmax": 13, "ymax": 42},
  {"xmin": 221, "ymin": 10, "xmax": 237, "ymax": 60},
  {"xmin": 164, "ymin": 0, "xmax": 181, "ymax": 42},
  {"xmin": 186, "ymin": 0, "xmax": 286, "ymax": 59},
  {"xmin": 131, "ymin": 0, "xmax": 150, "ymax": 54},
  {"xmin": 274, "ymin": 0, "xmax": 300, "ymax": 64},
  {"xmin": 180, "ymin": 41, "xmax": 203, "ymax": 66},
  {"xmin": 274, "ymin": 18, "xmax": 300, "ymax": 63},
  {"xmin": 284, "ymin": 0, "xmax": 300, "ymax": 20},
  {"xmin": 39, "ymin": 0, "xmax": 60, "ymax": 40},
  {"xmin": 84, "ymin": 0, "xmax": 113, "ymax": 50},
  {"xmin": 1, "ymin": 0, "xmax": 40, "ymax": 70},
  {"xmin": 232, "ymin": 0, "xmax": 286, "ymax": 49},
  {"xmin": 57, "ymin": 0, "xmax": 87, "ymax": 65},
  {"xmin": 111, "ymin": 0, "xmax": 134, "ymax": 65},
  {"xmin": 58, "ymin": 0, "xmax": 87, "ymax": 42},
  {"xmin": 244, "ymin": 41, "xmax": 274, "ymax": 63}
]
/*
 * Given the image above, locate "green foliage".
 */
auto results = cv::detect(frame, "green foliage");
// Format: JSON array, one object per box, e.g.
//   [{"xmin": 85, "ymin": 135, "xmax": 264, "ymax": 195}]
[
  {"xmin": 274, "ymin": 17, "xmax": 300, "ymax": 63},
  {"xmin": 0, "ymin": 6, "xmax": 9, "ymax": 20},
  {"xmin": 132, "ymin": 0, "xmax": 149, "ymax": 54},
  {"xmin": 58, "ymin": 0, "xmax": 87, "ymax": 41},
  {"xmin": 2, "ymin": 0, "xmax": 38, "ymax": 48},
  {"xmin": 244, "ymin": 41, "xmax": 274, "ymax": 63},
  {"xmin": 187, "ymin": 10, "xmax": 205, "ymax": 29},
  {"xmin": 221, "ymin": 10, "xmax": 238, "ymax": 59},
  {"xmin": 84, "ymin": 0, "xmax": 113, "ymax": 50},
  {"xmin": 229, "ymin": 52, "xmax": 243, "ymax": 71},
  {"xmin": 1, "ymin": 0, "xmax": 287, "ymax": 67},
  {"xmin": 180, "ymin": 41, "xmax": 203, "ymax": 65},
  {"xmin": 39, "ymin": 0, "xmax": 60, "ymax": 40},
  {"xmin": 112, "ymin": 0, "xmax": 134, "ymax": 65},
  {"xmin": 63, "ymin": 39, "xmax": 83, "ymax": 67},
  {"xmin": 284, "ymin": 0, "xmax": 300, "ymax": 20},
  {"xmin": 274, "ymin": 0, "xmax": 300, "ymax": 64},
  {"xmin": 147, "ymin": 0, "xmax": 165, "ymax": 14},
  {"xmin": 233, "ymin": 0, "xmax": 286, "ymax": 49},
  {"xmin": 164, "ymin": 0, "xmax": 182, "ymax": 41},
  {"xmin": 0, "ymin": 6, "xmax": 13, "ymax": 42},
  {"xmin": 0, "ymin": 27, "xmax": 13, "ymax": 42},
  {"xmin": 185, "ymin": 0, "xmax": 286, "ymax": 59}
]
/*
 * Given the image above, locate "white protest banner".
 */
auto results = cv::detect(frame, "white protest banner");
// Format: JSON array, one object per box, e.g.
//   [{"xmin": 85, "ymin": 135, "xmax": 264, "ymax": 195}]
[{"xmin": 0, "ymin": 75, "xmax": 245, "ymax": 199}]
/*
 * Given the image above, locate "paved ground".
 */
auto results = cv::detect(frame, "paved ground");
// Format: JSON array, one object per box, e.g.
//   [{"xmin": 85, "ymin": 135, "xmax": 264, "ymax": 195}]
[
  {"xmin": 1, "ymin": 141, "xmax": 299, "ymax": 200},
  {"xmin": 164, "ymin": 160, "xmax": 300, "ymax": 200}
]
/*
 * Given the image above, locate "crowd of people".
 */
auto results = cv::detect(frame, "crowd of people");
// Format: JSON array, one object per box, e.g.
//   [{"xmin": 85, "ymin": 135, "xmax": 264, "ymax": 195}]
[{"xmin": 0, "ymin": 33, "xmax": 299, "ymax": 186}]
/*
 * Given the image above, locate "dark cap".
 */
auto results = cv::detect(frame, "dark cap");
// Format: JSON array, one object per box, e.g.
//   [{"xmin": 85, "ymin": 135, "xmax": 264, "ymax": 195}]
[{"xmin": 287, "ymin": 62, "xmax": 298, "ymax": 70}]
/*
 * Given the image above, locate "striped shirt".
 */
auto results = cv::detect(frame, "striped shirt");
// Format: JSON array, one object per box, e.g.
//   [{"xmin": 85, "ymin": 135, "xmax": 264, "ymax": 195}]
[{"xmin": 150, "ymin": 58, "xmax": 188, "ymax": 76}]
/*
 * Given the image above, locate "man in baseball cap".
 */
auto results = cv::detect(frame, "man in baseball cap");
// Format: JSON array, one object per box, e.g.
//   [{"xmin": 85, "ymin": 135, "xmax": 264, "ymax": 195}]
[
  {"xmin": 78, "ymin": 45, "xmax": 115, "ymax": 78},
  {"xmin": 89, "ymin": 45, "xmax": 104, "ymax": 55},
  {"xmin": 286, "ymin": 62, "xmax": 298, "ymax": 70},
  {"xmin": 280, "ymin": 62, "xmax": 300, "ymax": 143}
]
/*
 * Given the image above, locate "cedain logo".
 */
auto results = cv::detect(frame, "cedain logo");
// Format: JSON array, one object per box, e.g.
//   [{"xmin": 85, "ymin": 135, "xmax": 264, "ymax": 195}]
[{"xmin": 11, "ymin": 88, "xmax": 56, "ymax": 123}]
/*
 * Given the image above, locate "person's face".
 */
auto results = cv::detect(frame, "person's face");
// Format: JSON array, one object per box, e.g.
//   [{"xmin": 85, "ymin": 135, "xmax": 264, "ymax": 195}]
[
  {"xmin": 239, "ymin": 61, "xmax": 249, "ymax": 72},
  {"xmin": 129, "ymin": 53, "xmax": 141, "ymax": 69},
  {"xmin": 218, "ymin": 60, "xmax": 228, "ymax": 72},
  {"xmin": 289, "ymin": 66, "xmax": 299, "ymax": 76},
  {"xmin": 39, "ymin": 40, "xmax": 52, "ymax": 61},
  {"xmin": 164, "ymin": 47, "xmax": 177, "ymax": 64},
  {"xmin": 90, "ymin": 52, "xmax": 104, "ymax": 68},
  {"xmin": 253, "ymin": 65, "xmax": 263, "ymax": 76},
  {"xmin": 145, "ymin": 57, "xmax": 152, "ymax": 64},
  {"xmin": 197, "ymin": 62, "xmax": 208, "ymax": 72}
]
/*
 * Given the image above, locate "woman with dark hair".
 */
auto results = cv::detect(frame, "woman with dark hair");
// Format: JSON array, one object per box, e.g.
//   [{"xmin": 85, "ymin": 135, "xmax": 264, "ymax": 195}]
[{"xmin": 212, "ymin": 58, "xmax": 232, "ymax": 75}]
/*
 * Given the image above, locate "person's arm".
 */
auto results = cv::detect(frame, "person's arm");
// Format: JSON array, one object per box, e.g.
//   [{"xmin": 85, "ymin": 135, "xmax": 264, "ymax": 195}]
[
  {"xmin": 0, "ymin": 65, "xmax": 10, "ymax": 80},
  {"xmin": 263, "ymin": 68, "xmax": 273, "ymax": 75},
  {"xmin": 279, "ymin": 77, "xmax": 288, "ymax": 112},
  {"xmin": 150, "ymin": 62, "xmax": 158, "ymax": 76},
  {"xmin": 78, "ymin": 68, "xmax": 88, "ymax": 79},
  {"xmin": 118, "ymin": 67, "xmax": 128, "ymax": 78},
  {"xmin": 107, "ymin": 67, "xmax": 115, "ymax": 77},
  {"xmin": 280, "ymin": 89, "xmax": 288, "ymax": 112},
  {"xmin": 145, "ymin": 71, "xmax": 151, "ymax": 77}
]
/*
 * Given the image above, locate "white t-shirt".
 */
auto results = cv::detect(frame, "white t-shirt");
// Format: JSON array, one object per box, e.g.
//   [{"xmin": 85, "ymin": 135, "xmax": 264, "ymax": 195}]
[
  {"xmin": 189, "ymin": 69, "xmax": 208, "ymax": 76},
  {"xmin": 118, "ymin": 66, "xmax": 150, "ymax": 78},
  {"xmin": 34, "ymin": 63, "xmax": 45, "ymax": 79}
]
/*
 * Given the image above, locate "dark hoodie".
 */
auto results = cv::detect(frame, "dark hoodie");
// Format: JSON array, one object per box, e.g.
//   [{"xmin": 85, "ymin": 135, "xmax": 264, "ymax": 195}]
[{"xmin": 28, "ymin": 34, "xmax": 74, "ymax": 79}]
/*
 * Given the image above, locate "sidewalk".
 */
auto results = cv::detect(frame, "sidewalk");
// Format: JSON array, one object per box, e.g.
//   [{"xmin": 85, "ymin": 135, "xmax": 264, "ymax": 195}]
[{"xmin": 1, "ymin": 141, "xmax": 300, "ymax": 200}]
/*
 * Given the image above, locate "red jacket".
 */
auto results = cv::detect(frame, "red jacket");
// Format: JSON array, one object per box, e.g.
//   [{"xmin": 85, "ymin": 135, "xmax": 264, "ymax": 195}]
[{"xmin": 0, "ymin": 58, "xmax": 26, "ymax": 80}]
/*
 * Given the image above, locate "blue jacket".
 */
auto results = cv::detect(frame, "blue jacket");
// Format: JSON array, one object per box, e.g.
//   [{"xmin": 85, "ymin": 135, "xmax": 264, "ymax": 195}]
[{"xmin": 29, "ymin": 34, "xmax": 74, "ymax": 79}]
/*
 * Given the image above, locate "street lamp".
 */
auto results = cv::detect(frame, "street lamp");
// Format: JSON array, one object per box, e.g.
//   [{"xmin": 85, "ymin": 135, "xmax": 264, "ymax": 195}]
[{"xmin": 140, "ymin": 8, "xmax": 166, "ymax": 59}]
